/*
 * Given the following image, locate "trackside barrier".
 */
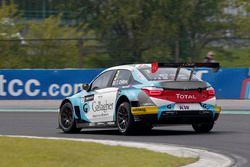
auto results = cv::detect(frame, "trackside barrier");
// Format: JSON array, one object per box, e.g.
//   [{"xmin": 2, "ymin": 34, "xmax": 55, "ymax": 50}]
[
  {"xmin": 196, "ymin": 68, "xmax": 250, "ymax": 99},
  {"xmin": 0, "ymin": 68, "xmax": 249, "ymax": 99},
  {"xmin": 0, "ymin": 69, "xmax": 102, "ymax": 100}
]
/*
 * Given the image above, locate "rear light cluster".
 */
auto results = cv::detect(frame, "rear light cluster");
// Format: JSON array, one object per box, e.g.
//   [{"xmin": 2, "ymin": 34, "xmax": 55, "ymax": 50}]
[
  {"xmin": 141, "ymin": 88, "xmax": 163, "ymax": 96},
  {"xmin": 142, "ymin": 87, "xmax": 215, "ymax": 102},
  {"xmin": 206, "ymin": 87, "xmax": 215, "ymax": 97}
]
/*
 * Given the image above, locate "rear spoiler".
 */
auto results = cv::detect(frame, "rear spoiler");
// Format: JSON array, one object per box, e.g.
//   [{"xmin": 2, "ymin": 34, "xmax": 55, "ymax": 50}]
[{"xmin": 151, "ymin": 62, "xmax": 220, "ymax": 81}]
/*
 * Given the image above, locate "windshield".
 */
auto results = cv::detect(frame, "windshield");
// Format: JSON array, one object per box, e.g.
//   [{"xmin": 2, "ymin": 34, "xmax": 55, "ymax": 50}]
[{"xmin": 139, "ymin": 67, "xmax": 199, "ymax": 81}]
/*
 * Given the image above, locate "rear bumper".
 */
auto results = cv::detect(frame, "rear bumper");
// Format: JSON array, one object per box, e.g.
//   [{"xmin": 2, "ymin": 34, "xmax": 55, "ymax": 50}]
[{"xmin": 131, "ymin": 106, "xmax": 220, "ymax": 124}]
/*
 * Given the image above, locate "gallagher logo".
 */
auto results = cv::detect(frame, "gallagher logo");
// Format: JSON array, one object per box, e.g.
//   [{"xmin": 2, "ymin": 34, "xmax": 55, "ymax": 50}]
[{"xmin": 240, "ymin": 78, "xmax": 250, "ymax": 99}]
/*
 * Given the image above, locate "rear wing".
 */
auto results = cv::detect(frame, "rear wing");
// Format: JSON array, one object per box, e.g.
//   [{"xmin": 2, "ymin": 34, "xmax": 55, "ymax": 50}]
[{"xmin": 151, "ymin": 62, "xmax": 220, "ymax": 81}]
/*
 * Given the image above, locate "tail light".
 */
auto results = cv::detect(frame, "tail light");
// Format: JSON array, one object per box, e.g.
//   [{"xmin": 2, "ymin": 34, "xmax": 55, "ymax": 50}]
[
  {"xmin": 142, "ymin": 87, "xmax": 215, "ymax": 102},
  {"xmin": 142, "ymin": 87, "xmax": 163, "ymax": 96},
  {"xmin": 207, "ymin": 87, "xmax": 215, "ymax": 97}
]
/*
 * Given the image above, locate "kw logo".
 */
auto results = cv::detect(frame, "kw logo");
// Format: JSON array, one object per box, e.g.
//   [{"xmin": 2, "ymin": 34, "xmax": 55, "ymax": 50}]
[{"xmin": 179, "ymin": 105, "xmax": 190, "ymax": 110}]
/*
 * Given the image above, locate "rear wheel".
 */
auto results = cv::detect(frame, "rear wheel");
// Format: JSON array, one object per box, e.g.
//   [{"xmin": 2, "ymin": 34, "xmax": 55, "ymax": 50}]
[
  {"xmin": 116, "ymin": 102, "xmax": 134, "ymax": 134},
  {"xmin": 59, "ymin": 102, "xmax": 81, "ymax": 133},
  {"xmin": 192, "ymin": 122, "xmax": 214, "ymax": 133}
]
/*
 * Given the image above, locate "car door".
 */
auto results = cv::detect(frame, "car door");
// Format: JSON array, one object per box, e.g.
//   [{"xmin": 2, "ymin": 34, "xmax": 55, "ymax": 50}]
[{"xmin": 82, "ymin": 70, "xmax": 119, "ymax": 123}]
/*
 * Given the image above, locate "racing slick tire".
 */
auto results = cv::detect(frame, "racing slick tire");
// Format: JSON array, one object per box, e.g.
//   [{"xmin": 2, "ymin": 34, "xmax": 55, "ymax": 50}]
[
  {"xmin": 59, "ymin": 102, "xmax": 82, "ymax": 133},
  {"xmin": 116, "ymin": 102, "xmax": 135, "ymax": 135},
  {"xmin": 192, "ymin": 121, "xmax": 214, "ymax": 133}
]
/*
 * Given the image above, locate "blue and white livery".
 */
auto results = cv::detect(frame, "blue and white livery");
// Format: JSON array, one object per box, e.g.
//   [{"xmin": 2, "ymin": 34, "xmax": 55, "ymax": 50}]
[{"xmin": 58, "ymin": 63, "xmax": 221, "ymax": 134}]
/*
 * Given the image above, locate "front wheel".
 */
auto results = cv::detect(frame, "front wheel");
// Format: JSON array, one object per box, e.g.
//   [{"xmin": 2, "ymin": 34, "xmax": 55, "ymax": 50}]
[
  {"xmin": 116, "ymin": 102, "xmax": 134, "ymax": 135},
  {"xmin": 192, "ymin": 122, "xmax": 214, "ymax": 133},
  {"xmin": 59, "ymin": 102, "xmax": 81, "ymax": 133}
]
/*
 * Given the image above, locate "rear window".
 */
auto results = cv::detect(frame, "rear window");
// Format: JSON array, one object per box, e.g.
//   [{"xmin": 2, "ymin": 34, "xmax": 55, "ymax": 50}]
[{"xmin": 139, "ymin": 67, "xmax": 199, "ymax": 81}]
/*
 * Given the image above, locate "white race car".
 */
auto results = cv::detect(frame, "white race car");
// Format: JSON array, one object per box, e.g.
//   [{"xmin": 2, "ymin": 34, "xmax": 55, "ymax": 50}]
[{"xmin": 58, "ymin": 63, "xmax": 221, "ymax": 134}]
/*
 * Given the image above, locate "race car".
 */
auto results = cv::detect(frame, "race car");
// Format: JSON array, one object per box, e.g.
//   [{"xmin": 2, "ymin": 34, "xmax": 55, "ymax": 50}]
[{"xmin": 58, "ymin": 62, "xmax": 221, "ymax": 134}]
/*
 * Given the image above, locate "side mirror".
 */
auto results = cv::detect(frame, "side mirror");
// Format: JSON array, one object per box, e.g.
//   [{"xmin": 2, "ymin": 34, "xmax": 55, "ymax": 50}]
[{"xmin": 81, "ymin": 84, "xmax": 89, "ymax": 91}]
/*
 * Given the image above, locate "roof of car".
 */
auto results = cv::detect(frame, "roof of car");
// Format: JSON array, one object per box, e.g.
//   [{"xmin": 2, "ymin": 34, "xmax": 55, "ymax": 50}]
[{"xmin": 103, "ymin": 64, "xmax": 151, "ymax": 72}]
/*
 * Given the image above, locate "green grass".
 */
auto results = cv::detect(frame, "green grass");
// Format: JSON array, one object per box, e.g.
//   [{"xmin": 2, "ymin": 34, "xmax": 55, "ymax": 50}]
[{"xmin": 0, "ymin": 136, "xmax": 196, "ymax": 167}]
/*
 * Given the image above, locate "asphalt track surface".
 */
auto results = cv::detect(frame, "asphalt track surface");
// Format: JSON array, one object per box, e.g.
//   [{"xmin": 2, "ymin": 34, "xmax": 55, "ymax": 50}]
[{"xmin": 0, "ymin": 112, "xmax": 249, "ymax": 166}]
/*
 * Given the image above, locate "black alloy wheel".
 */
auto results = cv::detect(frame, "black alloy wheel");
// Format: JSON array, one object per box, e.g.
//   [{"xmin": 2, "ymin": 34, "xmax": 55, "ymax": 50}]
[
  {"xmin": 116, "ymin": 102, "xmax": 134, "ymax": 134},
  {"xmin": 192, "ymin": 121, "xmax": 214, "ymax": 133},
  {"xmin": 59, "ymin": 102, "xmax": 81, "ymax": 133}
]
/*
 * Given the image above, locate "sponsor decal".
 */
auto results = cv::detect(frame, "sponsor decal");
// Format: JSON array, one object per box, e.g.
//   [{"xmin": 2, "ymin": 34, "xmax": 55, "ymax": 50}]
[
  {"xmin": 176, "ymin": 93, "xmax": 197, "ymax": 100},
  {"xmin": 131, "ymin": 106, "xmax": 158, "ymax": 115},
  {"xmin": 84, "ymin": 94, "xmax": 94, "ymax": 102},
  {"xmin": 121, "ymin": 85, "xmax": 131, "ymax": 89},
  {"xmin": 113, "ymin": 79, "xmax": 128, "ymax": 86},
  {"xmin": 83, "ymin": 103, "xmax": 90, "ymax": 113},
  {"xmin": 132, "ymin": 108, "xmax": 146, "ymax": 112},
  {"xmin": 88, "ymin": 121, "xmax": 115, "ymax": 126},
  {"xmin": 152, "ymin": 90, "xmax": 212, "ymax": 103},
  {"xmin": 92, "ymin": 113, "xmax": 109, "ymax": 118},
  {"xmin": 215, "ymin": 106, "xmax": 221, "ymax": 113},
  {"xmin": 92, "ymin": 101, "xmax": 113, "ymax": 113},
  {"xmin": 178, "ymin": 105, "xmax": 190, "ymax": 110},
  {"xmin": 174, "ymin": 103, "xmax": 202, "ymax": 111}
]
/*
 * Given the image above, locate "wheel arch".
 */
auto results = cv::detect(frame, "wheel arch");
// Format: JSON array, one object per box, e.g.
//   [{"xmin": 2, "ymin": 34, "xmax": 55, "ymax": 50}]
[
  {"xmin": 58, "ymin": 99, "xmax": 82, "ymax": 133},
  {"xmin": 60, "ymin": 99, "xmax": 72, "ymax": 109},
  {"xmin": 115, "ymin": 95, "xmax": 139, "ymax": 119},
  {"xmin": 59, "ymin": 99, "xmax": 80, "ymax": 120},
  {"xmin": 115, "ymin": 95, "xmax": 130, "ymax": 113}
]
